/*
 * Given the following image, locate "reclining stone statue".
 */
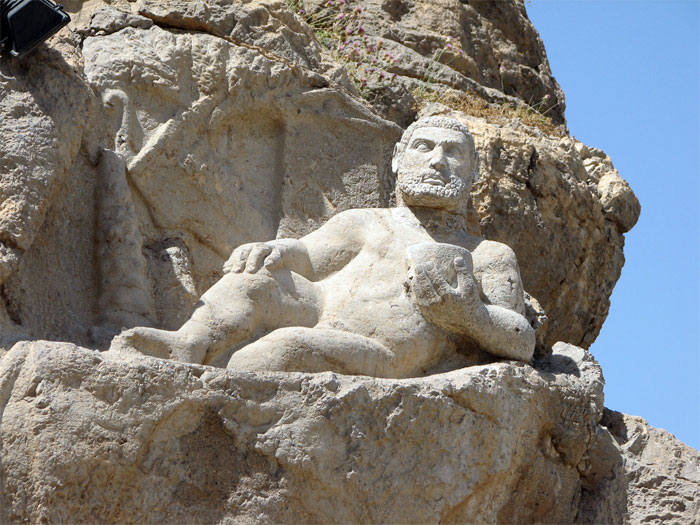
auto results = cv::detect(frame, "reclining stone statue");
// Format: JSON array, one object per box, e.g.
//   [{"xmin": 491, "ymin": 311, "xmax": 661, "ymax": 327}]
[{"xmin": 111, "ymin": 116, "xmax": 535, "ymax": 377}]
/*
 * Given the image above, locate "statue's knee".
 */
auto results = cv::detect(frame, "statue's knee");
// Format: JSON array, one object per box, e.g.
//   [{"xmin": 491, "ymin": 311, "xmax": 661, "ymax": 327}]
[
  {"xmin": 227, "ymin": 328, "xmax": 308, "ymax": 372},
  {"xmin": 227, "ymin": 340, "xmax": 289, "ymax": 372},
  {"xmin": 218, "ymin": 271, "xmax": 276, "ymax": 293}
]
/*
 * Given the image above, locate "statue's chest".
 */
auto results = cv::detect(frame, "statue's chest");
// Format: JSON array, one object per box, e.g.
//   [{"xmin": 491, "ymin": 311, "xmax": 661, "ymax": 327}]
[{"xmin": 365, "ymin": 219, "xmax": 436, "ymax": 259}]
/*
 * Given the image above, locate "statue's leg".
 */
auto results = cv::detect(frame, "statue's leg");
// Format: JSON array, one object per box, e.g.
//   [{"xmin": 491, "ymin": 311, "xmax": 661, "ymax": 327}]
[
  {"xmin": 111, "ymin": 270, "xmax": 319, "ymax": 365},
  {"xmin": 227, "ymin": 327, "xmax": 397, "ymax": 378}
]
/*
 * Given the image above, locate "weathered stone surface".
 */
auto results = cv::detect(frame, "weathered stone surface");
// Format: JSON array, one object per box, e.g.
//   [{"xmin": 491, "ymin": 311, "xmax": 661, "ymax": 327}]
[
  {"xmin": 0, "ymin": 2, "xmax": 668, "ymax": 523},
  {"xmin": 419, "ymin": 103, "xmax": 640, "ymax": 348},
  {"xmin": 0, "ymin": 0, "xmax": 636, "ymax": 354},
  {"xmin": 81, "ymin": 12, "xmax": 400, "ymax": 294},
  {"xmin": 303, "ymin": 0, "xmax": 565, "ymax": 126},
  {"xmin": 0, "ymin": 39, "xmax": 95, "ymax": 347},
  {"xmin": 1, "ymin": 3, "xmax": 402, "ymax": 347},
  {"xmin": 603, "ymin": 410, "xmax": 700, "ymax": 524},
  {"xmin": 0, "ymin": 340, "xmax": 609, "ymax": 523},
  {"xmin": 110, "ymin": 117, "xmax": 537, "ymax": 375}
]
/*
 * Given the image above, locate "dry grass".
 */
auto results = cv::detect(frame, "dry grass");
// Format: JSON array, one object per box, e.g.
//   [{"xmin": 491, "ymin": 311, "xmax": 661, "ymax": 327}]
[{"xmin": 413, "ymin": 88, "xmax": 565, "ymax": 137}]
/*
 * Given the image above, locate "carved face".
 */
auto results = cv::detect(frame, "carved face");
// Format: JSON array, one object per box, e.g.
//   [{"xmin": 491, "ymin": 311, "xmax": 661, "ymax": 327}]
[{"xmin": 393, "ymin": 126, "xmax": 473, "ymax": 212}]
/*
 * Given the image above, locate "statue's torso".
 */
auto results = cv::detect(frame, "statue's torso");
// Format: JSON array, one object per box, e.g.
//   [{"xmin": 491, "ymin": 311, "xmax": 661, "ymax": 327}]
[{"xmin": 315, "ymin": 208, "xmax": 471, "ymax": 371}]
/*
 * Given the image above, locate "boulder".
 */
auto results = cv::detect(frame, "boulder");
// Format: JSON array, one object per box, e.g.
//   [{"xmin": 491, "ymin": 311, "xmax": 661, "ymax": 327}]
[
  {"xmin": 601, "ymin": 410, "xmax": 700, "ymax": 524},
  {"xmin": 0, "ymin": 340, "xmax": 614, "ymax": 523},
  {"xmin": 418, "ymin": 104, "xmax": 639, "ymax": 348}
]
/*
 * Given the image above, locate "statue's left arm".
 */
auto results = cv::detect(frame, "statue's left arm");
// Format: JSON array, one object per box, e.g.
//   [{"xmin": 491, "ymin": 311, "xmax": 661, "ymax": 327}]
[
  {"xmin": 223, "ymin": 209, "xmax": 366, "ymax": 280},
  {"xmin": 410, "ymin": 242, "xmax": 535, "ymax": 362}
]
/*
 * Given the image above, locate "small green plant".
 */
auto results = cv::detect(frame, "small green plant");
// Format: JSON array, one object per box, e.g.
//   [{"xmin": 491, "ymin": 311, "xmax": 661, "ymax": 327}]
[
  {"xmin": 411, "ymin": 88, "xmax": 563, "ymax": 137},
  {"xmin": 412, "ymin": 36, "xmax": 465, "ymax": 100}
]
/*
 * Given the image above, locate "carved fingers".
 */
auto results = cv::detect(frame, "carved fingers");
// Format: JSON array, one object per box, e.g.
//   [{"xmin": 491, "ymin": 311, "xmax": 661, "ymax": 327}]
[
  {"xmin": 454, "ymin": 256, "xmax": 479, "ymax": 301},
  {"xmin": 412, "ymin": 262, "xmax": 448, "ymax": 306},
  {"xmin": 411, "ymin": 257, "xmax": 479, "ymax": 309},
  {"xmin": 245, "ymin": 244, "xmax": 273, "ymax": 273},
  {"xmin": 223, "ymin": 243, "xmax": 283, "ymax": 274},
  {"xmin": 223, "ymin": 244, "xmax": 250, "ymax": 273}
]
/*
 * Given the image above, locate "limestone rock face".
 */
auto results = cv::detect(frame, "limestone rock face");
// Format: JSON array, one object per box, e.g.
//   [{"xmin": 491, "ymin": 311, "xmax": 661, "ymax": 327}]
[
  {"xmin": 0, "ymin": 1, "xmax": 677, "ymax": 523},
  {"xmin": 81, "ymin": 6, "xmax": 400, "ymax": 295},
  {"xmin": 0, "ymin": 0, "xmax": 637, "ymax": 353},
  {"xmin": 1, "ymin": 341, "xmax": 612, "ymax": 523},
  {"xmin": 602, "ymin": 410, "xmax": 700, "ymax": 524},
  {"xmin": 0, "ymin": 41, "xmax": 96, "ymax": 346},
  {"xmin": 299, "ymin": 0, "xmax": 565, "ymax": 128},
  {"xmin": 418, "ymin": 105, "xmax": 639, "ymax": 347}
]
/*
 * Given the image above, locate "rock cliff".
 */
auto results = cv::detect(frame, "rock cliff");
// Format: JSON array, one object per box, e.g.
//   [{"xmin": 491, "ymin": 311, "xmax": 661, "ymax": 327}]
[{"xmin": 0, "ymin": 0, "xmax": 695, "ymax": 523}]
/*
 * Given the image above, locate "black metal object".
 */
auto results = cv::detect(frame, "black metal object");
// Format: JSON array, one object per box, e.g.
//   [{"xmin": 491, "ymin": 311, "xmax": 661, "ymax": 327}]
[{"xmin": 0, "ymin": 0, "xmax": 70, "ymax": 57}]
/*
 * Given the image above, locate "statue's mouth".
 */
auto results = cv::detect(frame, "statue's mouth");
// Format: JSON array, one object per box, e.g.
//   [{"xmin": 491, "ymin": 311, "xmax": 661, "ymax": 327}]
[{"xmin": 422, "ymin": 171, "xmax": 447, "ymax": 186}]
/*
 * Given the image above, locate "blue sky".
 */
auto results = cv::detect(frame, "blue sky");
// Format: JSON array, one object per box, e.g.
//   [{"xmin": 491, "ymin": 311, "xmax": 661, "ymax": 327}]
[{"xmin": 526, "ymin": 1, "xmax": 700, "ymax": 449}]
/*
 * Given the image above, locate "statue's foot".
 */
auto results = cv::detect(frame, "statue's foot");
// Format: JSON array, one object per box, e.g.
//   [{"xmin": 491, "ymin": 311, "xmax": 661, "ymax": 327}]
[
  {"xmin": 110, "ymin": 327, "xmax": 180, "ymax": 360},
  {"xmin": 109, "ymin": 326, "xmax": 207, "ymax": 364}
]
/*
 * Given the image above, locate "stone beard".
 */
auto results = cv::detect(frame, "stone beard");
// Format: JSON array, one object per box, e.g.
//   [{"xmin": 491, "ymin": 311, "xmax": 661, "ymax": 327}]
[{"xmin": 396, "ymin": 166, "xmax": 469, "ymax": 208}]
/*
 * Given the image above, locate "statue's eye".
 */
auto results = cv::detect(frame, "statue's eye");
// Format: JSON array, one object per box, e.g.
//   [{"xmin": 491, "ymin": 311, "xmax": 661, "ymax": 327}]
[
  {"xmin": 446, "ymin": 146, "xmax": 463, "ymax": 158},
  {"xmin": 413, "ymin": 141, "xmax": 431, "ymax": 152}
]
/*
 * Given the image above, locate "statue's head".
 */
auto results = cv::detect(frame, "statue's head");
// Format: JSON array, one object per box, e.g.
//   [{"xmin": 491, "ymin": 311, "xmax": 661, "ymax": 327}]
[{"xmin": 392, "ymin": 116, "xmax": 479, "ymax": 213}]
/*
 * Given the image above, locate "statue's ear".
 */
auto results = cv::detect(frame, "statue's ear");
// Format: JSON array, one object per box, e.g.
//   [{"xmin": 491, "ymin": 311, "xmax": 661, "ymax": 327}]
[{"xmin": 391, "ymin": 143, "xmax": 404, "ymax": 174}]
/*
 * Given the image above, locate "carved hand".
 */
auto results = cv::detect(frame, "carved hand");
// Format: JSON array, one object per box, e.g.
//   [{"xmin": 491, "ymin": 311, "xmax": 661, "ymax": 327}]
[
  {"xmin": 406, "ymin": 242, "xmax": 535, "ymax": 361},
  {"xmin": 409, "ymin": 256, "xmax": 482, "ymax": 331},
  {"xmin": 223, "ymin": 242, "xmax": 286, "ymax": 274}
]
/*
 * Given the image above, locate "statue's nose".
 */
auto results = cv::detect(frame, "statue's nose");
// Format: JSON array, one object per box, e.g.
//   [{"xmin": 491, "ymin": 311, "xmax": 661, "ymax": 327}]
[{"xmin": 429, "ymin": 148, "xmax": 447, "ymax": 170}]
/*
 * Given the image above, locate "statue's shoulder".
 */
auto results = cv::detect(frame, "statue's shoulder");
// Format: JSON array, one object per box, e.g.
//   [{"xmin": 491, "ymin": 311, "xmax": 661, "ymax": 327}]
[
  {"xmin": 471, "ymin": 238, "xmax": 519, "ymax": 266},
  {"xmin": 329, "ymin": 207, "xmax": 391, "ymax": 223}
]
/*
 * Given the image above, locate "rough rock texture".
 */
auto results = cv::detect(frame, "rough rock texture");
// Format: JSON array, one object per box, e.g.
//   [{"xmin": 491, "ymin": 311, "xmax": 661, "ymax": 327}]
[
  {"xmin": 0, "ymin": 0, "xmax": 684, "ymax": 523},
  {"xmin": 0, "ymin": 1, "xmax": 638, "ymax": 352},
  {"xmin": 0, "ymin": 38, "xmax": 97, "ymax": 347},
  {"xmin": 418, "ymin": 104, "xmax": 639, "ymax": 348},
  {"xmin": 1, "ymin": 340, "xmax": 613, "ymax": 523},
  {"xmin": 305, "ymin": 0, "xmax": 566, "ymax": 126},
  {"xmin": 602, "ymin": 410, "xmax": 700, "ymax": 524}
]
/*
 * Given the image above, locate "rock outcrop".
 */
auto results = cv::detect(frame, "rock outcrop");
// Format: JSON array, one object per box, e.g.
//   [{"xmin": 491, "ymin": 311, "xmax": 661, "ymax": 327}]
[
  {"xmin": 602, "ymin": 410, "xmax": 700, "ymax": 524},
  {"xmin": 303, "ymin": 0, "xmax": 566, "ymax": 127},
  {"xmin": 0, "ymin": 341, "xmax": 609, "ymax": 523},
  {"xmin": 0, "ymin": 0, "xmax": 638, "ymax": 352},
  {"xmin": 0, "ymin": 0, "xmax": 689, "ymax": 524},
  {"xmin": 418, "ymin": 104, "xmax": 638, "ymax": 348}
]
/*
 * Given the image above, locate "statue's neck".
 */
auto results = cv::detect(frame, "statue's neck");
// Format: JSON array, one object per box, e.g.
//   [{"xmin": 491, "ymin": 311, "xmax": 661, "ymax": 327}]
[{"xmin": 403, "ymin": 206, "xmax": 468, "ymax": 236}]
